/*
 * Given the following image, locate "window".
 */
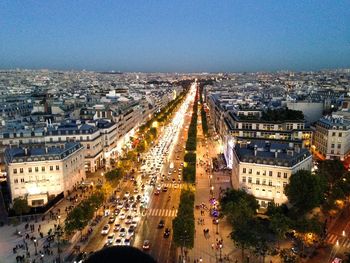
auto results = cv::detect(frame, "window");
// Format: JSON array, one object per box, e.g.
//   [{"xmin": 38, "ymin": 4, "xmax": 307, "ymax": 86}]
[
  {"xmin": 248, "ymin": 177, "xmax": 252, "ymax": 183},
  {"xmin": 243, "ymin": 168, "xmax": 246, "ymax": 174},
  {"xmin": 56, "ymin": 165, "xmax": 59, "ymax": 170},
  {"xmin": 20, "ymin": 168, "xmax": 23, "ymax": 173},
  {"xmin": 331, "ymin": 144, "xmax": 335, "ymax": 148},
  {"xmin": 338, "ymin": 144, "xmax": 341, "ymax": 149},
  {"xmin": 28, "ymin": 168, "xmax": 32, "ymax": 173},
  {"xmin": 262, "ymin": 179, "xmax": 266, "ymax": 185},
  {"xmin": 248, "ymin": 169, "xmax": 252, "ymax": 174},
  {"xmin": 332, "ymin": 132, "xmax": 336, "ymax": 136},
  {"xmin": 256, "ymin": 179, "xmax": 260, "ymax": 185},
  {"xmin": 269, "ymin": 171, "xmax": 273, "ymax": 177},
  {"xmin": 35, "ymin": 167, "xmax": 39, "ymax": 172},
  {"xmin": 339, "ymin": 132, "xmax": 342, "ymax": 137},
  {"xmin": 283, "ymin": 173, "xmax": 288, "ymax": 178},
  {"xmin": 87, "ymin": 144, "xmax": 90, "ymax": 149},
  {"xmin": 50, "ymin": 166, "xmax": 53, "ymax": 171},
  {"xmin": 42, "ymin": 167, "xmax": 45, "ymax": 172},
  {"xmin": 268, "ymin": 180, "xmax": 272, "ymax": 186},
  {"xmin": 283, "ymin": 182, "xmax": 287, "ymax": 187},
  {"xmin": 13, "ymin": 168, "xmax": 17, "ymax": 174},
  {"xmin": 256, "ymin": 171, "xmax": 260, "ymax": 175},
  {"xmin": 277, "ymin": 172, "xmax": 281, "ymax": 178},
  {"xmin": 20, "ymin": 178, "xmax": 24, "ymax": 183},
  {"xmin": 242, "ymin": 176, "xmax": 246, "ymax": 183},
  {"xmin": 14, "ymin": 179, "xmax": 18, "ymax": 183},
  {"xmin": 263, "ymin": 170, "xmax": 266, "ymax": 176}
]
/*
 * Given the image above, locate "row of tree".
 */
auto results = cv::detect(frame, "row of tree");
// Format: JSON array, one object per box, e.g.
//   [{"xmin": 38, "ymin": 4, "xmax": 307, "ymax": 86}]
[
  {"xmin": 182, "ymin": 87, "xmax": 199, "ymax": 184},
  {"xmin": 198, "ymin": 82, "xmax": 209, "ymax": 136},
  {"xmin": 65, "ymin": 191, "xmax": 105, "ymax": 235},
  {"xmin": 172, "ymin": 189, "xmax": 195, "ymax": 252}
]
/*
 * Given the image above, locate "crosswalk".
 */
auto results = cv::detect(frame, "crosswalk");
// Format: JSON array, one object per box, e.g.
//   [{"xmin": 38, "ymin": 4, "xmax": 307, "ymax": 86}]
[
  {"xmin": 146, "ymin": 208, "xmax": 178, "ymax": 217},
  {"xmin": 161, "ymin": 183, "xmax": 183, "ymax": 189},
  {"xmin": 325, "ymin": 233, "xmax": 350, "ymax": 248}
]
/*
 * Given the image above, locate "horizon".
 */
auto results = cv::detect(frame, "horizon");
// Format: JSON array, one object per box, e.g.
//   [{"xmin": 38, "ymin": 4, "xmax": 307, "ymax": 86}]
[{"xmin": 1, "ymin": 1, "xmax": 350, "ymax": 72}]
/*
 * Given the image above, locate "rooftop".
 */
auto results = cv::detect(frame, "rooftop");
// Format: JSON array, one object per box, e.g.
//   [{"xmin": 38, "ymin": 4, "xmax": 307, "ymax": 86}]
[
  {"xmin": 5, "ymin": 142, "xmax": 83, "ymax": 164},
  {"xmin": 235, "ymin": 139, "xmax": 311, "ymax": 167}
]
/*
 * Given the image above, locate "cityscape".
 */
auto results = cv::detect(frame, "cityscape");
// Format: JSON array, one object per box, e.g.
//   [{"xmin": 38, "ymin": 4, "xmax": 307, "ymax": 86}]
[{"xmin": 1, "ymin": 1, "xmax": 350, "ymax": 263}]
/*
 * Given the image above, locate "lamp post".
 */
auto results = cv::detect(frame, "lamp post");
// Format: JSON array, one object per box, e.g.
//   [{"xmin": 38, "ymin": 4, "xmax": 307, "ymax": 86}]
[
  {"xmin": 210, "ymin": 186, "xmax": 214, "ymax": 199},
  {"xmin": 216, "ymin": 219, "xmax": 219, "ymax": 235},
  {"xmin": 101, "ymin": 172, "xmax": 104, "ymax": 185},
  {"xmin": 219, "ymin": 244, "xmax": 223, "ymax": 262},
  {"xmin": 33, "ymin": 238, "xmax": 38, "ymax": 255}
]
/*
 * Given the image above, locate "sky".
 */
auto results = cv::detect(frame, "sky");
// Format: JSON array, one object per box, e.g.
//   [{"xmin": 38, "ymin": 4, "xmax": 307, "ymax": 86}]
[{"xmin": 0, "ymin": 0, "xmax": 349, "ymax": 72}]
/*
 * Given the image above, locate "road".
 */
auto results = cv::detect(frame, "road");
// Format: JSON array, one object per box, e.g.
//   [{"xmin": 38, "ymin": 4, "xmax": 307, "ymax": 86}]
[{"xmin": 82, "ymin": 82, "xmax": 197, "ymax": 262}]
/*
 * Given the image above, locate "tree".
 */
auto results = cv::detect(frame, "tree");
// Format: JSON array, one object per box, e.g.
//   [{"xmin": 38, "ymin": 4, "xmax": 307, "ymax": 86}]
[
  {"xmin": 270, "ymin": 213, "xmax": 291, "ymax": 248},
  {"xmin": 12, "ymin": 197, "xmax": 30, "ymax": 218},
  {"xmin": 317, "ymin": 159, "xmax": 346, "ymax": 188},
  {"xmin": 65, "ymin": 206, "xmax": 86, "ymax": 234},
  {"xmin": 230, "ymin": 219, "xmax": 258, "ymax": 262},
  {"xmin": 284, "ymin": 170, "xmax": 326, "ymax": 214},
  {"xmin": 105, "ymin": 168, "xmax": 124, "ymax": 184}
]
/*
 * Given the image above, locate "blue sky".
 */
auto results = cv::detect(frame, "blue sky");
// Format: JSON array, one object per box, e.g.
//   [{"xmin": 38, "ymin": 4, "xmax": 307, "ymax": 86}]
[{"xmin": 0, "ymin": 0, "xmax": 349, "ymax": 72}]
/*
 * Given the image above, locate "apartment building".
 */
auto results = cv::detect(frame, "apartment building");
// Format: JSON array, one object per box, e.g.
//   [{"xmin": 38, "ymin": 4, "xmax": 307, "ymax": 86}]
[
  {"xmin": 313, "ymin": 116, "xmax": 350, "ymax": 160},
  {"xmin": 231, "ymin": 139, "xmax": 312, "ymax": 207},
  {"xmin": 5, "ymin": 142, "xmax": 85, "ymax": 207}
]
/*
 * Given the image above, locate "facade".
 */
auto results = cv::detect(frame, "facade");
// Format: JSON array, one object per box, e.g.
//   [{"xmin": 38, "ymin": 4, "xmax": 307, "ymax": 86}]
[
  {"xmin": 5, "ymin": 142, "xmax": 85, "ymax": 207},
  {"xmin": 313, "ymin": 116, "xmax": 350, "ymax": 160},
  {"xmin": 231, "ymin": 139, "xmax": 312, "ymax": 207},
  {"xmin": 222, "ymin": 111, "xmax": 312, "ymax": 168}
]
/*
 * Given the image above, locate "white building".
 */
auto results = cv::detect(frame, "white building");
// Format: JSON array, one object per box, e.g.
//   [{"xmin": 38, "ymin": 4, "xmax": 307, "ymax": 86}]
[
  {"xmin": 231, "ymin": 139, "xmax": 312, "ymax": 207},
  {"xmin": 5, "ymin": 142, "xmax": 85, "ymax": 207},
  {"xmin": 313, "ymin": 116, "xmax": 350, "ymax": 161}
]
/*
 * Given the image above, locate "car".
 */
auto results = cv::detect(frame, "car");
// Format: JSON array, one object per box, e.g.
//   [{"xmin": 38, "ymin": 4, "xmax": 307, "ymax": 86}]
[
  {"xmin": 133, "ymin": 188, "xmax": 139, "ymax": 193},
  {"xmin": 156, "ymin": 185, "xmax": 162, "ymax": 191},
  {"xmin": 119, "ymin": 213, "xmax": 126, "ymax": 220},
  {"xmin": 115, "ymin": 238, "xmax": 122, "ymax": 246},
  {"xmin": 124, "ymin": 191, "xmax": 130, "ymax": 198},
  {"xmin": 114, "ymin": 208, "xmax": 120, "ymax": 215},
  {"xmin": 123, "ymin": 238, "xmax": 131, "ymax": 246},
  {"xmin": 141, "ymin": 184, "xmax": 145, "ymax": 191},
  {"xmin": 119, "ymin": 228, "xmax": 126, "ymax": 237},
  {"xmin": 164, "ymin": 228, "xmax": 170, "ymax": 238},
  {"xmin": 101, "ymin": 224, "xmax": 110, "ymax": 235},
  {"xmin": 291, "ymin": 247, "xmax": 299, "ymax": 254},
  {"xmin": 162, "ymin": 187, "xmax": 168, "ymax": 192},
  {"xmin": 107, "ymin": 234, "xmax": 115, "ymax": 244},
  {"xmin": 142, "ymin": 240, "xmax": 150, "ymax": 250},
  {"xmin": 136, "ymin": 195, "xmax": 142, "ymax": 202},
  {"xmin": 114, "ymin": 223, "xmax": 121, "ymax": 231},
  {"xmin": 154, "ymin": 190, "xmax": 160, "ymax": 195},
  {"xmin": 108, "ymin": 217, "xmax": 115, "ymax": 224},
  {"xmin": 158, "ymin": 219, "xmax": 165, "ymax": 228},
  {"xmin": 128, "ymin": 225, "xmax": 135, "ymax": 235}
]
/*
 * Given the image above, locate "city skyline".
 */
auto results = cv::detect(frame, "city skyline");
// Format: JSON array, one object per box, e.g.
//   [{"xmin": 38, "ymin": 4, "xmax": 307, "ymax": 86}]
[{"xmin": 1, "ymin": 0, "xmax": 350, "ymax": 72}]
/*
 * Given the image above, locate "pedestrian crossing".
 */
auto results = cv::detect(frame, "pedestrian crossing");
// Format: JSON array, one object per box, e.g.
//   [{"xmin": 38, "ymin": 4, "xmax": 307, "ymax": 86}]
[
  {"xmin": 325, "ymin": 233, "xmax": 350, "ymax": 248},
  {"xmin": 161, "ymin": 183, "xmax": 183, "ymax": 189},
  {"xmin": 146, "ymin": 208, "xmax": 178, "ymax": 217}
]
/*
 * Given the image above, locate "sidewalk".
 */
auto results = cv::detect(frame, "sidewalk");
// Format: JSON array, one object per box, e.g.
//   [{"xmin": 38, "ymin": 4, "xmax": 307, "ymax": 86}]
[
  {"xmin": 0, "ymin": 185, "xmax": 95, "ymax": 263},
  {"xmin": 187, "ymin": 114, "xmax": 237, "ymax": 263}
]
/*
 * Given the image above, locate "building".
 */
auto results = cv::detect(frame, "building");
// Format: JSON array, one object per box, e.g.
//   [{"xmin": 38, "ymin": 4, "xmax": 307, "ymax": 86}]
[
  {"xmin": 313, "ymin": 116, "xmax": 350, "ymax": 160},
  {"xmin": 231, "ymin": 139, "xmax": 312, "ymax": 207},
  {"xmin": 5, "ymin": 142, "xmax": 85, "ymax": 207}
]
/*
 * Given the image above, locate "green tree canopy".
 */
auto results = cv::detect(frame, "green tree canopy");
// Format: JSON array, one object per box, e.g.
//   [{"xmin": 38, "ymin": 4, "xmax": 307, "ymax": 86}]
[{"xmin": 284, "ymin": 170, "xmax": 326, "ymax": 214}]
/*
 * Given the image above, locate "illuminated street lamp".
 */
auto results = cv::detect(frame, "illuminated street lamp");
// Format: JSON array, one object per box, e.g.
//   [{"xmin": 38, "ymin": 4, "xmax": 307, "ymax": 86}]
[
  {"xmin": 34, "ymin": 238, "xmax": 38, "ymax": 255},
  {"xmin": 219, "ymin": 243, "xmax": 223, "ymax": 262},
  {"xmin": 210, "ymin": 186, "xmax": 214, "ymax": 198}
]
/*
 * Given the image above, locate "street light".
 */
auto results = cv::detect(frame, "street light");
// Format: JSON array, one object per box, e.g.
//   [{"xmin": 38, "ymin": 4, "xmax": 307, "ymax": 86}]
[
  {"xmin": 55, "ymin": 226, "xmax": 64, "ymax": 263},
  {"xmin": 219, "ymin": 244, "xmax": 223, "ymax": 262},
  {"xmin": 33, "ymin": 238, "xmax": 38, "ymax": 255},
  {"xmin": 211, "ymin": 186, "xmax": 214, "ymax": 198},
  {"xmin": 216, "ymin": 219, "xmax": 219, "ymax": 234},
  {"xmin": 58, "ymin": 215, "xmax": 61, "ymax": 225}
]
